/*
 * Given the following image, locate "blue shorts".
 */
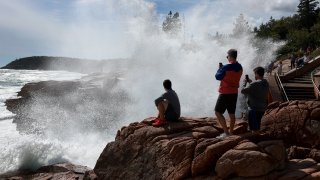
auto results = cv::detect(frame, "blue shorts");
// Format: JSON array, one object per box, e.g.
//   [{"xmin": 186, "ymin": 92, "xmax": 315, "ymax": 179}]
[{"xmin": 248, "ymin": 110, "xmax": 264, "ymax": 130}]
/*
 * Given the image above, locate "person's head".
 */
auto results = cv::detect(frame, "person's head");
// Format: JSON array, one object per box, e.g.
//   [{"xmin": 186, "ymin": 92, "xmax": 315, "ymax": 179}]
[
  {"xmin": 227, "ymin": 49, "xmax": 237, "ymax": 62},
  {"xmin": 253, "ymin": 66, "xmax": 265, "ymax": 80},
  {"xmin": 163, "ymin": 79, "xmax": 172, "ymax": 90}
]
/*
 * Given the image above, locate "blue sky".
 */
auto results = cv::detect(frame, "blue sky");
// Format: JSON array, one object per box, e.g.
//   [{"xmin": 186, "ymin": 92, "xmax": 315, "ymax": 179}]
[{"xmin": 0, "ymin": 0, "xmax": 300, "ymax": 67}]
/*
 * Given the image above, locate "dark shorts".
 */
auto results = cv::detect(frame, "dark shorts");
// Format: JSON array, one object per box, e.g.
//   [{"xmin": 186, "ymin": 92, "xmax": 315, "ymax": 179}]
[
  {"xmin": 165, "ymin": 103, "xmax": 179, "ymax": 121},
  {"xmin": 248, "ymin": 110, "xmax": 264, "ymax": 130},
  {"xmin": 214, "ymin": 94, "xmax": 238, "ymax": 114}
]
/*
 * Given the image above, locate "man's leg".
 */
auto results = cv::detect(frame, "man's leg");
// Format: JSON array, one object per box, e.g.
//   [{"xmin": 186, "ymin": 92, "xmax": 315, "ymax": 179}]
[
  {"xmin": 229, "ymin": 113, "xmax": 236, "ymax": 134},
  {"xmin": 152, "ymin": 101, "xmax": 168, "ymax": 126},
  {"xmin": 215, "ymin": 111, "xmax": 229, "ymax": 134},
  {"xmin": 156, "ymin": 101, "xmax": 166, "ymax": 120},
  {"xmin": 226, "ymin": 94, "xmax": 238, "ymax": 135}
]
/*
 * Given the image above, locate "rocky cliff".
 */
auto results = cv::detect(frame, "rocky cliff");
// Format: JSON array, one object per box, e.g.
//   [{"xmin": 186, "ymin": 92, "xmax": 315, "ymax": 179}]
[
  {"xmin": 92, "ymin": 117, "xmax": 320, "ymax": 179},
  {"xmin": 261, "ymin": 100, "xmax": 320, "ymax": 148},
  {"xmin": 92, "ymin": 100, "xmax": 320, "ymax": 179}
]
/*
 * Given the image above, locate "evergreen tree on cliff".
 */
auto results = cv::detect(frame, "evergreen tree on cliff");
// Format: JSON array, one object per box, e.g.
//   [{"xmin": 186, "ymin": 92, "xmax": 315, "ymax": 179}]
[
  {"xmin": 162, "ymin": 11, "xmax": 182, "ymax": 35},
  {"xmin": 298, "ymin": 0, "xmax": 319, "ymax": 30},
  {"xmin": 232, "ymin": 14, "xmax": 251, "ymax": 38}
]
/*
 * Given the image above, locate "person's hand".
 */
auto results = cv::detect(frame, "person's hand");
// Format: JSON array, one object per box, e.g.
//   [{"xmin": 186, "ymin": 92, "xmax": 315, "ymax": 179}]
[{"xmin": 243, "ymin": 78, "xmax": 252, "ymax": 85}]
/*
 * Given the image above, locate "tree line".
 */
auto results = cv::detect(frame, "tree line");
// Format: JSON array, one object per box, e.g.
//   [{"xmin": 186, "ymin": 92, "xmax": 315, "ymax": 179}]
[{"xmin": 254, "ymin": 0, "xmax": 320, "ymax": 56}]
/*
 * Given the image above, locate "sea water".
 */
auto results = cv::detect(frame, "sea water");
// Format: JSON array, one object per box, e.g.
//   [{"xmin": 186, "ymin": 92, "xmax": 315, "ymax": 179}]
[{"xmin": 0, "ymin": 69, "xmax": 104, "ymax": 173}]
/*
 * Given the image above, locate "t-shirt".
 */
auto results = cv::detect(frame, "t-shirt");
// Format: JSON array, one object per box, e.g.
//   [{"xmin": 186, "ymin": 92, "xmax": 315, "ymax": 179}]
[
  {"xmin": 215, "ymin": 61, "xmax": 243, "ymax": 94},
  {"xmin": 241, "ymin": 79, "xmax": 269, "ymax": 112}
]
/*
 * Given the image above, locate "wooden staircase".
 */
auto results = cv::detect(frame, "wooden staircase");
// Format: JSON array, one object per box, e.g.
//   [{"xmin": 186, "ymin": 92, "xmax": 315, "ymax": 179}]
[
  {"xmin": 283, "ymin": 73, "xmax": 316, "ymax": 100},
  {"xmin": 269, "ymin": 55, "xmax": 320, "ymax": 102},
  {"xmin": 282, "ymin": 67, "xmax": 320, "ymax": 101}
]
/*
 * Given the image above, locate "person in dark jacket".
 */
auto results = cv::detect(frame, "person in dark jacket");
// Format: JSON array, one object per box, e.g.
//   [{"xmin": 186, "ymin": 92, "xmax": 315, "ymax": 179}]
[
  {"xmin": 241, "ymin": 67, "xmax": 269, "ymax": 131},
  {"xmin": 153, "ymin": 79, "xmax": 181, "ymax": 126},
  {"xmin": 215, "ymin": 49, "xmax": 243, "ymax": 138}
]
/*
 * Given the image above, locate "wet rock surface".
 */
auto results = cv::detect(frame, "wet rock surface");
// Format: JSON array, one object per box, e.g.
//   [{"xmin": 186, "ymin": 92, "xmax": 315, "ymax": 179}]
[
  {"xmin": 0, "ymin": 163, "xmax": 95, "ymax": 180},
  {"xmin": 93, "ymin": 101, "xmax": 320, "ymax": 179},
  {"xmin": 261, "ymin": 100, "xmax": 320, "ymax": 148}
]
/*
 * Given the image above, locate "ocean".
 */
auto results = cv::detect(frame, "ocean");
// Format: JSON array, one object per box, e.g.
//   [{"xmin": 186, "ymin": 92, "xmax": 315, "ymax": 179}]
[{"xmin": 0, "ymin": 69, "xmax": 105, "ymax": 173}]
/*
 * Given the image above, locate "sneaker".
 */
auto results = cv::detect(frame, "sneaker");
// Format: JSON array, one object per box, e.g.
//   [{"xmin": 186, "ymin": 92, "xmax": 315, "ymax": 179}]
[
  {"xmin": 216, "ymin": 133, "xmax": 229, "ymax": 139},
  {"xmin": 152, "ymin": 118, "xmax": 167, "ymax": 127}
]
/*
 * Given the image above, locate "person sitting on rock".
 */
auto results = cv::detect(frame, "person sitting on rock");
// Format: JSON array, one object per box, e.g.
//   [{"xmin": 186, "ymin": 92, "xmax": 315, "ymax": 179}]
[
  {"xmin": 152, "ymin": 79, "xmax": 181, "ymax": 126},
  {"xmin": 241, "ymin": 67, "xmax": 269, "ymax": 132}
]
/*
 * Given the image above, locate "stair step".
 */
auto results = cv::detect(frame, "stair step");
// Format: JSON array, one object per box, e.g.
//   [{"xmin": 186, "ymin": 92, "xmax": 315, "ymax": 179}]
[
  {"xmin": 283, "ymin": 83, "xmax": 313, "ymax": 88},
  {"xmin": 292, "ymin": 79, "xmax": 311, "ymax": 81},
  {"xmin": 285, "ymin": 90, "xmax": 314, "ymax": 93},
  {"xmin": 288, "ymin": 97, "xmax": 316, "ymax": 100},
  {"xmin": 287, "ymin": 92, "xmax": 315, "ymax": 95},
  {"xmin": 292, "ymin": 78, "xmax": 311, "ymax": 80},
  {"xmin": 285, "ymin": 87, "xmax": 314, "ymax": 90},
  {"xmin": 287, "ymin": 81, "xmax": 312, "ymax": 84},
  {"xmin": 287, "ymin": 94, "xmax": 315, "ymax": 97}
]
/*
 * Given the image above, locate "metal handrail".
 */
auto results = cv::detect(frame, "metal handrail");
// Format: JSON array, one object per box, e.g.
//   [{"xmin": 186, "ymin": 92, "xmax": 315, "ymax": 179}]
[
  {"xmin": 275, "ymin": 72, "xmax": 289, "ymax": 102},
  {"xmin": 311, "ymin": 65, "xmax": 320, "ymax": 100}
]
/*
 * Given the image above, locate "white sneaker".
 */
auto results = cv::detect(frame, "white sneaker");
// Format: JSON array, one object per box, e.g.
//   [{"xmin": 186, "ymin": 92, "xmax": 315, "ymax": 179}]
[{"xmin": 217, "ymin": 133, "xmax": 229, "ymax": 139}]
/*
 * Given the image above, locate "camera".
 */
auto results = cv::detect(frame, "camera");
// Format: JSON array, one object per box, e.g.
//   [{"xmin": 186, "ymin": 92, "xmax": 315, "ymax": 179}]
[
  {"xmin": 245, "ymin": 74, "xmax": 249, "ymax": 81},
  {"xmin": 219, "ymin": 62, "xmax": 223, "ymax": 68}
]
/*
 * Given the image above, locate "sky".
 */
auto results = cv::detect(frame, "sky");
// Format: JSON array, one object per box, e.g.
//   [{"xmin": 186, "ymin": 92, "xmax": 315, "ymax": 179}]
[{"xmin": 0, "ymin": 0, "xmax": 300, "ymax": 67}]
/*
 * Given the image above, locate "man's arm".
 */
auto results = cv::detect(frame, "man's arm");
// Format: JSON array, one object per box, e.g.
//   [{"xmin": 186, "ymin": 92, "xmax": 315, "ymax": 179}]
[
  {"xmin": 215, "ymin": 66, "xmax": 226, "ymax": 80},
  {"xmin": 154, "ymin": 92, "xmax": 168, "ymax": 106},
  {"xmin": 241, "ymin": 83, "xmax": 253, "ymax": 94}
]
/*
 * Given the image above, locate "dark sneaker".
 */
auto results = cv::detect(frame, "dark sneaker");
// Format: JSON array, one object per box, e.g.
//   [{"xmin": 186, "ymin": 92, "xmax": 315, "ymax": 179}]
[{"xmin": 152, "ymin": 118, "xmax": 167, "ymax": 126}]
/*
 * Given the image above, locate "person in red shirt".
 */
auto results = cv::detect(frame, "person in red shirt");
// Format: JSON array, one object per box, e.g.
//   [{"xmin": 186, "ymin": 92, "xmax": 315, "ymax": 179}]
[{"xmin": 215, "ymin": 49, "xmax": 243, "ymax": 138}]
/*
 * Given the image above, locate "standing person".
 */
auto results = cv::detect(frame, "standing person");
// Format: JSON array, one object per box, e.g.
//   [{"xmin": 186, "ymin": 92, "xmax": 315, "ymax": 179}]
[
  {"xmin": 297, "ymin": 54, "xmax": 305, "ymax": 68},
  {"xmin": 277, "ymin": 61, "xmax": 283, "ymax": 75},
  {"xmin": 267, "ymin": 61, "xmax": 274, "ymax": 75},
  {"xmin": 153, "ymin": 79, "xmax": 181, "ymax": 126},
  {"xmin": 303, "ymin": 53, "xmax": 309, "ymax": 64},
  {"xmin": 215, "ymin": 49, "xmax": 243, "ymax": 138},
  {"xmin": 241, "ymin": 67, "xmax": 269, "ymax": 132},
  {"xmin": 295, "ymin": 55, "xmax": 299, "ymax": 68},
  {"xmin": 290, "ymin": 54, "xmax": 296, "ymax": 69}
]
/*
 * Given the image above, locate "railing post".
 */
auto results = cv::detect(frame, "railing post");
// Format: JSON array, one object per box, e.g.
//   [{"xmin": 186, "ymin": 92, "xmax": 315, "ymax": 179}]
[
  {"xmin": 275, "ymin": 73, "xmax": 289, "ymax": 102},
  {"xmin": 311, "ymin": 68, "xmax": 320, "ymax": 100}
]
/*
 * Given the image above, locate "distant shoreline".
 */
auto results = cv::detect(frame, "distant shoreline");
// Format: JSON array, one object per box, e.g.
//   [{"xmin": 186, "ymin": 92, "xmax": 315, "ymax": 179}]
[{"xmin": 1, "ymin": 56, "xmax": 127, "ymax": 74}]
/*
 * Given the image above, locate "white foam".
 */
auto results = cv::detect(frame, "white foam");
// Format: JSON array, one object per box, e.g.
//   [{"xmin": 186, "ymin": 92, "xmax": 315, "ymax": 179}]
[{"xmin": 0, "ymin": 69, "xmax": 85, "ymax": 173}]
